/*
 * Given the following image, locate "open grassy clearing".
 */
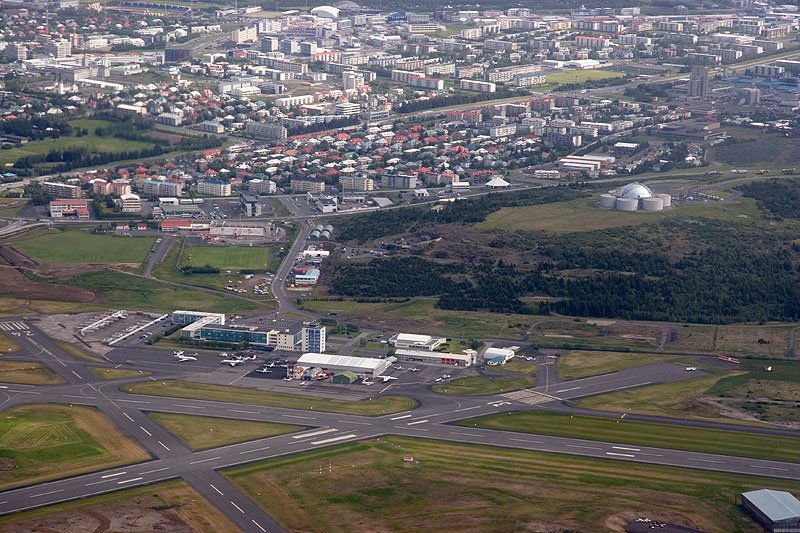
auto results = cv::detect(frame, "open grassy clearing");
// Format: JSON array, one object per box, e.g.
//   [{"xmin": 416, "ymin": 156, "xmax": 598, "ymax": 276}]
[
  {"xmin": 706, "ymin": 360, "xmax": 800, "ymax": 403},
  {"xmin": 88, "ymin": 367, "xmax": 150, "ymax": 380},
  {"xmin": 181, "ymin": 244, "xmax": 269, "ymax": 270},
  {"xmin": 494, "ymin": 359, "xmax": 537, "ymax": 375},
  {"xmin": 711, "ymin": 130, "xmax": 800, "ymax": 168},
  {"xmin": 148, "ymin": 412, "xmax": 301, "ymax": 451},
  {"xmin": 0, "ymin": 198, "xmax": 27, "ymax": 218},
  {"xmin": 575, "ymin": 372, "xmax": 742, "ymax": 420},
  {"xmin": 0, "ymin": 119, "xmax": 155, "ymax": 167},
  {"xmin": 479, "ymin": 197, "xmax": 763, "ymax": 233},
  {"xmin": 462, "ymin": 411, "xmax": 800, "ymax": 463},
  {"xmin": 124, "ymin": 380, "xmax": 417, "ymax": 416},
  {"xmin": 13, "ymin": 230, "xmax": 155, "ymax": 264},
  {"xmin": 61, "ymin": 269, "xmax": 263, "ymax": 313},
  {"xmin": 544, "ymin": 69, "xmax": 625, "ymax": 85},
  {"xmin": 224, "ymin": 436, "xmax": 791, "ymax": 533},
  {"xmin": 0, "ymin": 361, "xmax": 64, "ymax": 385},
  {"xmin": 0, "ymin": 480, "xmax": 239, "ymax": 532},
  {"xmin": 557, "ymin": 351, "xmax": 682, "ymax": 380},
  {"xmin": 676, "ymin": 323, "xmax": 794, "ymax": 357},
  {"xmin": 0, "ymin": 332, "xmax": 18, "ymax": 353},
  {"xmin": 432, "ymin": 376, "xmax": 535, "ymax": 395},
  {"xmin": 0, "ymin": 404, "xmax": 149, "ymax": 490},
  {"xmin": 303, "ymin": 298, "xmax": 533, "ymax": 340}
]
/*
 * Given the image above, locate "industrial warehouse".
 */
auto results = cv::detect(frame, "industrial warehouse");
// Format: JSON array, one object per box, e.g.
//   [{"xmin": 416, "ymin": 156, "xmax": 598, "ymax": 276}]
[
  {"xmin": 741, "ymin": 489, "xmax": 800, "ymax": 533},
  {"xmin": 293, "ymin": 353, "xmax": 391, "ymax": 379}
]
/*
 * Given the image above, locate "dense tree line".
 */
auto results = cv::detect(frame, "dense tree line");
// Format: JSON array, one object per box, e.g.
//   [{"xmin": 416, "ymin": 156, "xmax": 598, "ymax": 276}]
[
  {"xmin": 1, "ymin": 117, "xmax": 72, "ymax": 140},
  {"xmin": 331, "ymin": 217, "xmax": 800, "ymax": 324},
  {"xmin": 740, "ymin": 179, "xmax": 800, "ymax": 220},
  {"xmin": 396, "ymin": 89, "xmax": 516, "ymax": 114},
  {"xmin": 330, "ymin": 256, "xmax": 463, "ymax": 298},
  {"xmin": 337, "ymin": 186, "xmax": 584, "ymax": 243}
]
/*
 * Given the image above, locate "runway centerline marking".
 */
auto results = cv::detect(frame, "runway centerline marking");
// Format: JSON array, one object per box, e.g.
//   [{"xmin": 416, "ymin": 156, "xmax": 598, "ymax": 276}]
[
  {"xmin": 406, "ymin": 419, "xmax": 428, "ymax": 426},
  {"xmin": 31, "ymin": 489, "xmax": 64, "ymax": 498},
  {"xmin": 612, "ymin": 446, "xmax": 640, "ymax": 452},
  {"xmin": 101, "ymin": 471, "xmax": 127, "ymax": 479},
  {"xmin": 252, "ymin": 519, "xmax": 267, "ymax": 532},
  {"xmin": 190, "ymin": 456, "xmax": 221, "ymax": 465},
  {"xmin": 231, "ymin": 501, "xmax": 245, "ymax": 514},
  {"xmin": 606, "ymin": 452, "xmax": 635, "ymax": 458},
  {"xmin": 139, "ymin": 426, "xmax": 152, "ymax": 437},
  {"xmin": 240, "ymin": 446, "xmax": 270, "ymax": 455},
  {"xmin": 210, "ymin": 484, "xmax": 224, "ymax": 495},
  {"xmin": 139, "ymin": 467, "xmax": 170, "ymax": 475},
  {"xmin": 390, "ymin": 414, "xmax": 412, "ymax": 420}
]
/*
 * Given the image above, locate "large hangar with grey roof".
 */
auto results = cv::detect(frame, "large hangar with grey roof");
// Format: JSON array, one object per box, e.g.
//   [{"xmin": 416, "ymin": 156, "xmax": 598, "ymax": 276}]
[{"xmin": 741, "ymin": 489, "xmax": 800, "ymax": 532}]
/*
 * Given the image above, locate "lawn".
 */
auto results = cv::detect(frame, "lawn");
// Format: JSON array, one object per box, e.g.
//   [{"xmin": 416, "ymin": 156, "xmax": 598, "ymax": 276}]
[
  {"xmin": 432, "ymin": 376, "xmax": 535, "ymax": 395},
  {"xmin": 543, "ymin": 69, "xmax": 625, "ymax": 86},
  {"xmin": 148, "ymin": 412, "xmax": 301, "ymax": 450},
  {"xmin": 706, "ymin": 360, "xmax": 800, "ymax": 404},
  {"xmin": 0, "ymin": 361, "xmax": 64, "ymax": 385},
  {"xmin": 557, "ymin": 351, "xmax": 680, "ymax": 380},
  {"xmin": 494, "ymin": 360, "xmax": 537, "ymax": 375},
  {"xmin": 224, "ymin": 436, "xmax": 793, "ymax": 533},
  {"xmin": 54, "ymin": 340, "xmax": 104, "ymax": 362},
  {"xmin": 479, "ymin": 197, "xmax": 763, "ymax": 233},
  {"xmin": 0, "ymin": 404, "xmax": 149, "ymax": 490},
  {"xmin": 181, "ymin": 244, "xmax": 269, "ymax": 270},
  {"xmin": 123, "ymin": 380, "xmax": 417, "ymax": 416},
  {"xmin": 0, "ymin": 119, "xmax": 155, "ymax": 168},
  {"xmin": 0, "ymin": 480, "xmax": 238, "ymax": 532},
  {"xmin": 88, "ymin": 367, "xmax": 150, "ymax": 380},
  {"xmin": 13, "ymin": 229, "xmax": 155, "ymax": 264},
  {"xmin": 61, "ymin": 269, "xmax": 263, "ymax": 314},
  {"xmin": 461, "ymin": 411, "xmax": 800, "ymax": 463}
]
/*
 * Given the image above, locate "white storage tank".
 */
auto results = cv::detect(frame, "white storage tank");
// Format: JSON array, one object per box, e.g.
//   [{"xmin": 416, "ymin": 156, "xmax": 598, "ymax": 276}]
[
  {"xmin": 642, "ymin": 197, "xmax": 665, "ymax": 211},
  {"xmin": 598, "ymin": 194, "xmax": 616, "ymax": 208},
  {"xmin": 615, "ymin": 198, "xmax": 639, "ymax": 211},
  {"xmin": 657, "ymin": 193, "xmax": 672, "ymax": 207}
]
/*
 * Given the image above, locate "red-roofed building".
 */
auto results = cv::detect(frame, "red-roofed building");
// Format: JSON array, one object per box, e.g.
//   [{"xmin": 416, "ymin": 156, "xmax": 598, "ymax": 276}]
[{"xmin": 49, "ymin": 199, "xmax": 90, "ymax": 219}]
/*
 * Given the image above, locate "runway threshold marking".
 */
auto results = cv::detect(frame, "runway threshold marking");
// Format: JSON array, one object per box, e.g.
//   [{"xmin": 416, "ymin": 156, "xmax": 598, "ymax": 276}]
[
  {"xmin": 292, "ymin": 428, "xmax": 337, "ymax": 439},
  {"xmin": 117, "ymin": 477, "xmax": 143, "ymax": 485},
  {"xmin": 311, "ymin": 433, "xmax": 357, "ymax": 445}
]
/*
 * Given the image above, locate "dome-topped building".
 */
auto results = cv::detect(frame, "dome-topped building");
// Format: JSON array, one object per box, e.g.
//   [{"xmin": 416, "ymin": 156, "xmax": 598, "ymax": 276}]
[{"xmin": 598, "ymin": 182, "xmax": 671, "ymax": 212}]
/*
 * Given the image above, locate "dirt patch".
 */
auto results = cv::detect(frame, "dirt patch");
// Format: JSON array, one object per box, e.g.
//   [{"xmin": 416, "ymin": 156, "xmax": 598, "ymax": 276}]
[
  {"xmin": 0, "ymin": 252, "xmax": 98, "ymax": 305},
  {"xmin": 0, "ymin": 245, "xmax": 37, "ymax": 268}
]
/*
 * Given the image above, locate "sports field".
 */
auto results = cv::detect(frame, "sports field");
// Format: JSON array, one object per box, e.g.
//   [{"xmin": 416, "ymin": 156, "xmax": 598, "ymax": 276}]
[
  {"xmin": 0, "ymin": 404, "xmax": 149, "ymax": 490},
  {"xmin": 13, "ymin": 230, "xmax": 155, "ymax": 264},
  {"xmin": 124, "ymin": 380, "xmax": 417, "ymax": 416},
  {"xmin": 149, "ymin": 412, "xmax": 301, "ymax": 450},
  {"xmin": 181, "ymin": 245, "xmax": 269, "ymax": 270},
  {"xmin": 224, "ymin": 436, "xmax": 791, "ymax": 532}
]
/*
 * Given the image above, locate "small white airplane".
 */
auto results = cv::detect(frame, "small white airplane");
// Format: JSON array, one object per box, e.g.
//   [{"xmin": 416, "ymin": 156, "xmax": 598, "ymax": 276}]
[
  {"xmin": 173, "ymin": 350, "xmax": 185, "ymax": 356},
  {"xmin": 381, "ymin": 375, "xmax": 399, "ymax": 383},
  {"xmin": 409, "ymin": 367, "xmax": 420, "ymax": 372},
  {"xmin": 175, "ymin": 354, "xmax": 197, "ymax": 362},
  {"xmin": 257, "ymin": 368, "xmax": 273, "ymax": 373},
  {"xmin": 685, "ymin": 367, "xmax": 697, "ymax": 371},
  {"xmin": 221, "ymin": 358, "xmax": 245, "ymax": 367},
  {"xmin": 218, "ymin": 352, "xmax": 229, "ymax": 358},
  {"xmin": 362, "ymin": 380, "xmax": 374, "ymax": 386}
]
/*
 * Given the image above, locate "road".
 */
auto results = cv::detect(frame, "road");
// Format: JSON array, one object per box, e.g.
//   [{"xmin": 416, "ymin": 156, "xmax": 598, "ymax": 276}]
[{"xmin": 0, "ymin": 321, "xmax": 798, "ymax": 531}]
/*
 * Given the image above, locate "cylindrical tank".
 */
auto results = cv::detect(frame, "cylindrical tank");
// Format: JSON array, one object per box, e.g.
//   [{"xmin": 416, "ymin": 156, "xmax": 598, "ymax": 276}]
[
  {"xmin": 642, "ymin": 197, "xmax": 664, "ymax": 211},
  {"xmin": 657, "ymin": 193, "xmax": 672, "ymax": 207},
  {"xmin": 598, "ymin": 194, "xmax": 616, "ymax": 208},
  {"xmin": 615, "ymin": 198, "xmax": 639, "ymax": 211}
]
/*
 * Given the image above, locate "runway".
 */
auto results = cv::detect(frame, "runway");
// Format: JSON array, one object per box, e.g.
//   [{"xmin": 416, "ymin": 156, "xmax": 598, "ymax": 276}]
[{"xmin": 0, "ymin": 319, "xmax": 798, "ymax": 532}]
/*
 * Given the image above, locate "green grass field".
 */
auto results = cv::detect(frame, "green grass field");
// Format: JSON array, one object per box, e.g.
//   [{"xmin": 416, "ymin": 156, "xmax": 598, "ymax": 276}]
[
  {"xmin": 479, "ymin": 197, "xmax": 762, "ymax": 233},
  {"xmin": 0, "ymin": 119, "xmax": 155, "ymax": 167},
  {"xmin": 0, "ymin": 404, "xmax": 149, "ymax": 490},
  {"xmin": 149, "ymin": 412, "xmax": 301, "ymax": 450},
  {"xmin": 88, "ymin": 367, "xmax": 150, "ymax": 380},
  {"xmin": 61, "ymin": 270, "xmax": 262, "ymax": 313},
  {"xmin": 432, "ymin": 376, "xmax": 535, "ymax": 395},
  {"xmin": 676, "ymin": 323, "xmax": 794, "ymax": 357},
  {"xmin": 13, "ymin": 230, "xmax": 155, "ymax": 264},
  {"xmin": 462, "ymin": 411, "xmax": 800, "ymax": 463},
  {"xmin": 711, "ymin": 130, "xmax": 800, "ymax": 168},
  {"xmin": 544, "ymin": 69, "xmax": 625, "ymax": 85},
  {"xmin": 124, "ymin": 380, "xmax": 417, "ymax": 416},
  {"xmin": 224, "ymin": 436, "xmax": 792, "ymax": 532},
  {"xmin": 0, "ymin": 361, "xmax": 64, "ymax": 385},
  {"xmin": 0, "ymin": 198, "xmax": 27, "ymax": 218},
  {"xmin": 557, "ymin": 351, "xmax": 681, "ymax": 380},
  {"xmin": 181, "ymin": 245, "xmax": 269, "ymax": 270}
]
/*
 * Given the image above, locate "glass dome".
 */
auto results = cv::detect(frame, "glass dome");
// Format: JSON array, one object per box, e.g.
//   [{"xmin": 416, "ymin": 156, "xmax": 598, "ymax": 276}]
[{"xmin": 616, "ymin": 183, "xmax": 654, "ymax": 199}]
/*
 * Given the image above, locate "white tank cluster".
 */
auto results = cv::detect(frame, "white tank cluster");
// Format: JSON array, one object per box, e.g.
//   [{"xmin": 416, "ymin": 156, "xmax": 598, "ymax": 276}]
[{"xmin": 598, "ymin": 183, "xmax": 671, "ymax": 212}]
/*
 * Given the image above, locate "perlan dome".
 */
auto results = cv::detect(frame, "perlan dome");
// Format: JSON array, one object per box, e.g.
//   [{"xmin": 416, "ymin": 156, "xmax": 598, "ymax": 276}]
[{"xmin": 616, "ymin": 182, "xmax": 654, "ymax": 199}]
